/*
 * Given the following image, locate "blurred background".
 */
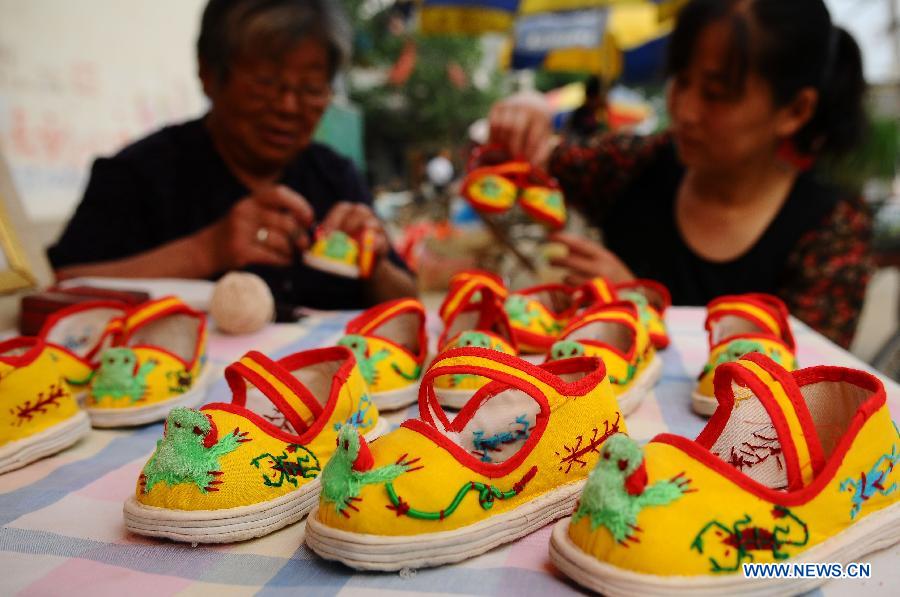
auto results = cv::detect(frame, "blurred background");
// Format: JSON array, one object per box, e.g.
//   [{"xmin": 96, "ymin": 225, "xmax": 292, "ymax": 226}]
[{"xmin": 0, "ymin": 0, "xmax": 898, "ymax": 372}]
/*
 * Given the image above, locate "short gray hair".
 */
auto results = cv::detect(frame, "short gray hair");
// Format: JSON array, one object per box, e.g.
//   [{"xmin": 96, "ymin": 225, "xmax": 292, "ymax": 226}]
[{"xmin": 197, "ymin": 0, "xmax": 351, "ymax": 81}]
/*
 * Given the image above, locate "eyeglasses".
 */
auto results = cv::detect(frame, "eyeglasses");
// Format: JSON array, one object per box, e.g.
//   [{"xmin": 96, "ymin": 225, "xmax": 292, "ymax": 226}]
[{"xmin": 237, "ymin": 70, "xmax": 333, "ymax": 107}]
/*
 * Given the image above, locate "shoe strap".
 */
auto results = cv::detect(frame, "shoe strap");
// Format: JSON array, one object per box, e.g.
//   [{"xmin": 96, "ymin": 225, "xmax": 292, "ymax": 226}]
[
  {"xmin": 120, "ymin": 296, "xmax": 202, "ymax": 338},
  {"xmin": 346, "ymin": 298, "xmax": 425, "ymax": 335},
  {"xmin": 705, "ymin": 294, "xmax": 794, "ymax": 349},
  {"xmin": 225, "ymin": 350, "xmax": 325, "ymax": 435},
  {"xmin": 576, "ymin": 277, "xmax": 617, "ymax": 310},
  {"xmin": 616, "ymin": 279, "xmax": 672, "ymax": 312},
  {"xmin": 698, "ymin": 352, "xmax": 825, "ymax": 491},
  {"xmin": 560, "ymin": 302, "xmax": 642, "ymax": 360},
  {"xmin": 38, "ymin": 300, "xmax": 129, "ymax": 362},
  {"xmin": 439, "ymin": 270, "xmax": 508, "ymax": 322},
  {"xmin": 419, "ymin": 347, "xmax": 606, "ymax": 430}
]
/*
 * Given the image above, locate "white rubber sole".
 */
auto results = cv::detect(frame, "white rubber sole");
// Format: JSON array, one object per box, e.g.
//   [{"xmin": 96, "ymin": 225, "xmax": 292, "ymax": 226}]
[
  {"xmin": 616, "ymin": 355, "xmax": 663, "ymax": 416},
  {"xmin": 371, "ymin": 384, "xmax": 419, "ymax": 411},
  {"xmin": 305, "ymin": 479, "xmax": 585, "ymax": 570},
  {"xmin": 87, "ymin": 368, "xmax": 212, "ymax": 428},
  {"xmin": 549, "ymin": 500, "xmax": 900, "ymax": 597},
  {"xmin": 122, "ymin": 421, "xmax": 387, "ymax": 543},
  {"xmin": 0, "ymin": 410, "xmax": 91, "ymax": 474},
  {"xmin": 124, "ymin": 478, "xmax": 321, "ymax": 544},
  {"xmin": 302, "ymin": 254, "xmax": 358, "ymax": 278},
  {"xmin": 692, "ymin": 389, "xmax": 717, "ymax": 417}
]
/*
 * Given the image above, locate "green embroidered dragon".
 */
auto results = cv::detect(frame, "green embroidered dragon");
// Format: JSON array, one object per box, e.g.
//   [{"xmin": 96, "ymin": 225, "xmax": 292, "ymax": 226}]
[
  {"xmin": 140, "ymin": 407, "xmax": 251, "ymax": 493},
  {"xmin": 573, "ymin": 434, "xmax": 694, "ymax": 544},
  {"xmin": 320, "ymin": 424, "xmax": 422, "ymax": 517},
  {"xmin": 90, "ymin": 347, "xmax": 157, "ymax": 403}
]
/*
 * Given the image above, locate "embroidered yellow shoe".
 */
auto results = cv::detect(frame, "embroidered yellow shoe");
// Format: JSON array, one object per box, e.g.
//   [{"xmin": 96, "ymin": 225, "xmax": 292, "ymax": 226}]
[
  {"xmin": 337, "ymin": 298, "xmax": 427, "ymax": 411},
  {"xmin": 303, "ymin": 228, "xmax": 376, "ymax": 279},
  {"xmin": 548, "ymin": 302, "xmax": 661, "ymax": 415},
  {"xmin": 504, "ymin": 283, "xmax": 577, "ymax": 354},
  {"xmin": 550, "ymin": 353, "xmax": 898, "ymax": 596},
  {"xmin": 87, "ymin": 297, "xmax": 211, "ymax": 427},
  {"xmin": 37, "ymin": 300, "xmax": 129, "ymax": 399},
  {"xmin": 304, "ymin": 347, "xmax": 625, "ymax": 570},
  {"xmin": 435, "ymin": 273, "xmax": 518, "ymax": 408},
  {"xmin": 693, "ymin": 294, "xmax": 797, "ymax": 416},
  {"xmin": 578, "ymin": 278, "xmax": 671, "ymax": 350},
  {"xmin": 0, "ymin": 337, "xmax": 90, "ymax": 474},
  {"xmin": 123, "ymin": 346, "xmax": 387, "ymax": 543}
]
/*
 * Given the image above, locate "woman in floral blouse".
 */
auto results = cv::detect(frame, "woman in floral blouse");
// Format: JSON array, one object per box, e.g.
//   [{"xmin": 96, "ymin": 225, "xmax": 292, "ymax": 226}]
[{"xmin": 489, "ymin": 0, "xmax": 873, "ymax": 348}]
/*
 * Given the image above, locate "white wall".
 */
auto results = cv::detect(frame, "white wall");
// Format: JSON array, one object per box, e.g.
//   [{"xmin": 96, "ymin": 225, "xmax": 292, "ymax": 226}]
[{"xmin": 0, "ymin": 0, "xmax": 208, "ymax": 224}]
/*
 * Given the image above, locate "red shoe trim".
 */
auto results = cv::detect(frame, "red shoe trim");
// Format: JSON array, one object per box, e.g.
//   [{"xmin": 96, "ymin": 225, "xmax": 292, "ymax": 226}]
[{"xmin": 654, "ymin": 364, "xmax": 886, "ymax": 505}]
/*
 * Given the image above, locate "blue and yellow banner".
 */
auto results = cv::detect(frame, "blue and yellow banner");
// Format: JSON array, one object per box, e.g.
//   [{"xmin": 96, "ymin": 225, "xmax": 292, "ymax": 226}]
[{"xmin": 420, "ymin": 0, "xmax": 521, "ymax": 35}]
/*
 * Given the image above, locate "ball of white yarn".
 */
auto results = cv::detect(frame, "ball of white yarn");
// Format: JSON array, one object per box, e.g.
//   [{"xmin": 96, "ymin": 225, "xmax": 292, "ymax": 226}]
[{"xmin": 210, "ymin": 272, "xmax": 275, "ymax": 335}]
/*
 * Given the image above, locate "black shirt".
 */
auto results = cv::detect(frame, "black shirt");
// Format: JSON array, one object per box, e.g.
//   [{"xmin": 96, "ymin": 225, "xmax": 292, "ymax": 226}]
[
  {"xmin": 601, "ymin": 141, "xmax": 840, "ymax": 305},
  {"xmin": 48, "ymin": 118, "xmax": 407, "ymax": 310}
]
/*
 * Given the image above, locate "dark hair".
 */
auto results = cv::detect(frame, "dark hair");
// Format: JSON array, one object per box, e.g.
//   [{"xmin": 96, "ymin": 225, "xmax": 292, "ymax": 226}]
[
  {"xmin": 666, "ymin": 0, "xmax": 867, "ymax": 157},
  {"xmin": 197, "ymin": 0, "xmax": 350, "ymax": 82},
  {"xmin": 584, "ymin": 75, "xmax": 603, "ymax": 98}
]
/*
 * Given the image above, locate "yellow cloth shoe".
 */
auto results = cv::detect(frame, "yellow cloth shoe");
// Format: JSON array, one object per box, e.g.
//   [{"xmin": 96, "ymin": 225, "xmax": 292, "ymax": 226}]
[
  {"xmin": 578, "ymin": 278, "xmax": 671, "ymax": 350},
  {"xmin": 549, "ymin": 353, "xmax": 898, "ymax": 596},
  {"xmin": 504, "ymin": 283, "xmax": 577, "ymax": 353},
  {"xmin": 550, "ymin": 353, "xmax": 900, "ymax": 595},
  {"xmin": 37, "ymin": 300, "xmax": 129, "ymax": 399},
  {"xmin": 87, "ymin": 297, "xmax": 211, "ymax": 427},
  {"xmin": 435, "ymin": 272, "xmax": 518, "ymax": 408},
  {"xmin": 0, "ymin": 337, "xmax": 90, "ymax": 474},
  {"xmin": 123, "ymin": 346, "xmax": 387, "ymax": 543},
  {"xmin": 303, "ymin": 228, "xmax": 376, "ymax": 279},
  {"xmin": 693, "ymin": 294, "xmax": 797, "ymax": 416},
  {"xmin": 548, "ymin": 302, "xmax": 661, "ymax": 415},
  {"xmin": 304, "ymin": 347, "xmax": 625, "ymax": 570},
  {"xmin": 338, "ymin": 298, "xmax": 427, "ymax": 411}
]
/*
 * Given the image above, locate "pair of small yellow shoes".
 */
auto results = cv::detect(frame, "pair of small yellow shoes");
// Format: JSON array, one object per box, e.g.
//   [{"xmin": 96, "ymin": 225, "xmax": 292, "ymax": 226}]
[
  {"xmin": 302, "ymin": 348, "xmax": 898, "ymax": 597},
  {"xmin": 0, "ymin": 297, "xmax": 209, "ymax": 474},
  {"xmin": 437, "ymin": 271, "xmax": 669, "ymax": 415}
]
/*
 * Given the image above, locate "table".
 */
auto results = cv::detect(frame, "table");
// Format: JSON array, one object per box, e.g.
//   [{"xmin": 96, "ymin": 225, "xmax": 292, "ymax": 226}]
[{"xmin": 2, "ymin": 308, "xmax": 898, "ymax": 596}]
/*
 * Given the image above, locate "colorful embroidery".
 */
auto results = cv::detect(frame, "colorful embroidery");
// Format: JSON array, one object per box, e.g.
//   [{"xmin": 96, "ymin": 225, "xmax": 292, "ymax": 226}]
[
  {"xmin": 550, "ymin": 340, "xmax": 584, "ymax": 360},
  {"xmin": 839, "ymin": 444, "xmax": 898, "ymax": 519},
  {"xmin": 691, "ymin": 506, "xmax": 809, "ymax": 572},
  {"xmin": 716, "ymin": 427, "xmax": 784, "ymax": 475},
  {"xmin": 391, "ymin": 362, "xmax": 421, "ymax": 381},
  {"xmin": 333, "ymin": 393, "xmax": 375, "ymax": 431},
  {"xmin": 385, "ymin": 466, "xmax": 538, "ymax": 520},
  {"xmin": 338, "ymin": 335, "xmax": 389, "ymax": 385},
  {"xmin": 505, "ymin": 295, "xmax": 539, "ymax": 327},
  {"xmin": 323, "ymin": 230, "xmax": 354, "ymax": 260},
  {"xmin": 166, "ymin": 369, "xmax": 193, "ymax": 394},
  {"xmin": 471, "ymin": 415, "xmax": 531, "ymax": 462},
  {"xmin": 9, "ymin": 380, "xmax": 68, "ymax": 426},
  {"xmin": 320, "ymin": 424, "xmax": 422, "ymax": 517},
  {"xmin": 573, "ymin": 434, "xmax": 693, "ymax": 544},
  {"xmin": 91, "ymin": 347, "xmax": 156, "ymax": 403},
  {"xmin": 556, "ymin": 414, "xmax": 621, "ymax": 474},
  {"xmin": 140, "ymin": 407, "xmax": 251, "ymax": 494},
  {"xmin": 251, "ymin": 444, "xmax": 321, "ymax": 487},
  {"xmin": 700, "ymin": 340, "xmax": 785, "ymax": 380}
]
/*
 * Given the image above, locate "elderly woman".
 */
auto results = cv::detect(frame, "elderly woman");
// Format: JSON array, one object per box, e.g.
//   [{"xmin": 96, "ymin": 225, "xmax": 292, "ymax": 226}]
[{"xmin": 48, "ymin": 0, "xmax": 416, "ymax": 310}]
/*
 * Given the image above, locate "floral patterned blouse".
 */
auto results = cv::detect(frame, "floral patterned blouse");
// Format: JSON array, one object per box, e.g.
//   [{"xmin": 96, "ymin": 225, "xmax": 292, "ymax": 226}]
[{"xmin": 549, "ymin": 132, "xmax": 874, "ymax": 349}]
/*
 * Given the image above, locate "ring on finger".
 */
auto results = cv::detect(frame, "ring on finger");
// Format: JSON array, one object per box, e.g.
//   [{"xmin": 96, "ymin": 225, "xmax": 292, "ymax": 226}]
[{"xmin": 255, "ymin": 227, "xmax": 270, "ymax": 245}]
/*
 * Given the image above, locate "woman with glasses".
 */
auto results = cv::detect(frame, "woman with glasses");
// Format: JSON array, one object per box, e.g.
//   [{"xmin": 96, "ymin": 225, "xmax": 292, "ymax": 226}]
[{"xmin": 48, "ymin": 0, "xmax": 416, "ymax": 310}]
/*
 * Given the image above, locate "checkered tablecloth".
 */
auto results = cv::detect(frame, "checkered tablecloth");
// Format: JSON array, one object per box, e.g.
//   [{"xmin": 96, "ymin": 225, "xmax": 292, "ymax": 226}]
[{"xmin": 1, "ymin": 307, "xmax": 898, "ymax": 596}]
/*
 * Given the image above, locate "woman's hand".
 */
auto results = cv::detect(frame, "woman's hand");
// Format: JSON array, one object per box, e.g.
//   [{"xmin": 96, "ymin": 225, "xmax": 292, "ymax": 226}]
[
  {"xmin": 548, "ymin": 232, "xmax": 635, "ymax": 287},
  {"xmin": 203, "ymin": 184, "xmax": 314, "ymax": 272},
  {"xmin": 320, "ymin": 202, "xmax": 390, "ymax": 259},
  {"xmin": 488, "ymin": 92, "xmax": 558, "ymax": 168}
]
